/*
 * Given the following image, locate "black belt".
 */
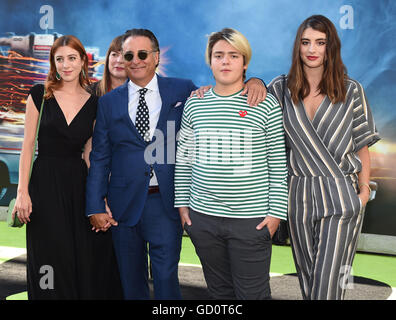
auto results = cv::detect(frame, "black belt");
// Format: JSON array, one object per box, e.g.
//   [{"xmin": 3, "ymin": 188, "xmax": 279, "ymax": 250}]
[{"xmin": 148, "ymin": 186, "xmax": 160, "ymax": 194}]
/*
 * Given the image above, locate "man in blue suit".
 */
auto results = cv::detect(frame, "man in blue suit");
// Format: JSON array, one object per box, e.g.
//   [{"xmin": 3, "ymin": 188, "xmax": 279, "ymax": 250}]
[
  {"xmin": 86, "ymin": 29, "xmax": 266, "ymax": 300},
  {"xmin": 86, "ymin": 29, "xmax": 195, "ymax": 300}
]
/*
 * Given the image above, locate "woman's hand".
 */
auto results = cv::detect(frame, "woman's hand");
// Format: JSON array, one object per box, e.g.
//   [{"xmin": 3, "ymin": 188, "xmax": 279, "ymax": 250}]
[
  {"xmin": 13, "ymin": 191, "xmax": 32, "ymax": 224},
  {"xmin": 358, "ymin": 187, "xmax": 370, "ymax": 208},
  {"xmin": 241, "ymin": 78, "xmax": 267, "ymax": 107}
]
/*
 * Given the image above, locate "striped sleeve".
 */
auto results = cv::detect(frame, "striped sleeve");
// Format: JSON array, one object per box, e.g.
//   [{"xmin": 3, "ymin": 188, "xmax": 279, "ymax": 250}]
[
  {"xmin": 267, "ymin": 75, "xmax": 287, "ymax": 110},
  {"xmin": 174, "ymin": 101, "xmax": 195, "ymax": 207},
  {"xmin": 351, "ymin": 80, "xmax": 380, "ymax": 151},
  {"xmin": 265, "ymin": 95, "xmax": 288, "ymax": 220}
]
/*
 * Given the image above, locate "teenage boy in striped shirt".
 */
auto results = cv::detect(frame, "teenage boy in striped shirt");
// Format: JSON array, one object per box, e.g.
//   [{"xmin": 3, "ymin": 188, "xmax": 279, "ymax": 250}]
[{"xmin": 174, "ymin": 28, "xmax": 288, "ymax": 300}]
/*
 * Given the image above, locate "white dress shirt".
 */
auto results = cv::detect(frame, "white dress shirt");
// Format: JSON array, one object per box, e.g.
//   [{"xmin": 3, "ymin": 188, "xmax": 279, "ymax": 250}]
[{"xmin": 128, "ymin": 74, "xmax": 162, "ymax": 186}]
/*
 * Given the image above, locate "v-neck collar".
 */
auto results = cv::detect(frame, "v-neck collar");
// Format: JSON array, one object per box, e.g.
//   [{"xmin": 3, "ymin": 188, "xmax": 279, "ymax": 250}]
[
  {"xmin": 53, "ymin": 94, "xmax": 92, "ymax": 127},
  {"xmin": 288, "ymin": 97, "xmax": 344, "ymax": 177},
  {"xmin": 301, "ymin": 95, "xmax": 328, "ymax": 125}
]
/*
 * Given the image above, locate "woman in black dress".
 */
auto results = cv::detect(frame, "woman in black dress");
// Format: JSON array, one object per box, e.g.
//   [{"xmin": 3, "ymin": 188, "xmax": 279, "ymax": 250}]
[{"xmin": 12, "ymin": 35, "xmax": 123, "ymax": 299}]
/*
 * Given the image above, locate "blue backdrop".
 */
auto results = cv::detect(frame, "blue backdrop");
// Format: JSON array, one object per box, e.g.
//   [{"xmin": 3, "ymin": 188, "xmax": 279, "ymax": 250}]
[
  {"xmin": 1, "ymin": 0, "xmax": 395, "ymax": 236},
  {"xmin": 1, "ymin": 0, "xmax": 395, "ymax": 135}
]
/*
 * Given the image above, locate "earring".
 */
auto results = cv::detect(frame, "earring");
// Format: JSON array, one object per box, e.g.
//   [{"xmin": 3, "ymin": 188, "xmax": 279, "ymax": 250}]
[
  {"xmin": 55, "ymin": 72, "xmax": 61, "ymax": 81},
  {"xmin": 81, "ymin": 69, "xmax": 86, "ymax": 79}
]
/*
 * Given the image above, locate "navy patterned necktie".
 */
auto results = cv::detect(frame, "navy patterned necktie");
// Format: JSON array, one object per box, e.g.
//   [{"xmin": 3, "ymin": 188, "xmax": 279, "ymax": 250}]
[{"xmin": 136, "ymin": 88, "xmax": 150, "ymax": 142}]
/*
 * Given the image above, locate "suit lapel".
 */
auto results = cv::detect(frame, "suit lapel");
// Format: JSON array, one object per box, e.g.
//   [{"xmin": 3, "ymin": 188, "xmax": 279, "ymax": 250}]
[
  {"xmin": 156, "ymin": 75, "xmax": 173, "ymax": 133},
  {"xmin": 117, "ymin": 81, "xmax": 144, "ymax": 141},
  {"xmin": 120, "ymin": 75, "xmax": 173, "ymax": 143},
  {"xmin": 117, "ymin": 80, "xmax": 129, "ymax": 111}
]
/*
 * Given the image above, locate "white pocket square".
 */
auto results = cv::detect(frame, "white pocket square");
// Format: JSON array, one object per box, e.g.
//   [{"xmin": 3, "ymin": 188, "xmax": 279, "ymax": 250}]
[{"xmin": 174, "ymin": 102, "xmax": 183, "ymax": 108}]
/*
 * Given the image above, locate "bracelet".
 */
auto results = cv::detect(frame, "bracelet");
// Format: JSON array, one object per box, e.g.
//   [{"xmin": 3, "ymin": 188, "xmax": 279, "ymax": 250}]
[{"xmin": 359, "ymin": 183, "xmax": 371, "ymax": 194}]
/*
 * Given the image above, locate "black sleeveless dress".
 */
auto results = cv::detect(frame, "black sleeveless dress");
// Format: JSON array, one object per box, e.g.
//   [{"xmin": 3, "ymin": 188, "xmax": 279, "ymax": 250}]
[{"xmin": 26, "ymin": 84, "xmax": 123, "ymax": 300}]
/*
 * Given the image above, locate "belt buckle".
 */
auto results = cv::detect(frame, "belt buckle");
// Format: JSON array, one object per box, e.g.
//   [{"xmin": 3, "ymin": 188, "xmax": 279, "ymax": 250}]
[{"xmin": 148, "ymin": 185, "xmax": 159, "ymax": 194}]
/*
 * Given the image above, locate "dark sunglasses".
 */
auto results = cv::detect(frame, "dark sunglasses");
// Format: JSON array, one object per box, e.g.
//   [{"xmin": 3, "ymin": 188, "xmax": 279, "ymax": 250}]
[{"xmin": 123, "ymin": 50, "xmax": 157, "ymax": 62}]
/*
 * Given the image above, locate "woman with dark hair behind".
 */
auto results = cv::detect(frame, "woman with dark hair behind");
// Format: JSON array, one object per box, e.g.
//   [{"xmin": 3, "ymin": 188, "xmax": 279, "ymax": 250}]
[
  {"xmin": 268, "ymin": 15, "xmax": 380, "ymax": 300},
  {"xmin": 13, "ymin": 35, "xmax": 122, "ymax": 299}
]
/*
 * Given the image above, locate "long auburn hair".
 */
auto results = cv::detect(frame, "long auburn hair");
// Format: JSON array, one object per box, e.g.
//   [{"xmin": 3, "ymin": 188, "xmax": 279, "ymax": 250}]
[
  {"xmin": 45, "ymin": 35, "xmax": 90, "ymax": 98},
  {"xmin": 288, "ymin": 15, "xmax": 347, "ymax": 104},
  {"xmin": 95, "ymin": 35, "xmax": 123, "ymax": 97}
]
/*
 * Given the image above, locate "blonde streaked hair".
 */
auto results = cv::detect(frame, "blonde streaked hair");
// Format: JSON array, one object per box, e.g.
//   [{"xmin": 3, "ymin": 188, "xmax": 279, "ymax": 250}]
[{"xmin": 205, "ymin": 28, "xmax": 252, "ymax": 80}]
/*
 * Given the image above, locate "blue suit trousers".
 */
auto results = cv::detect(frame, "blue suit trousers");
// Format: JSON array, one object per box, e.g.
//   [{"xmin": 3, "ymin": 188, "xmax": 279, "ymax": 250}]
[{"xmin": 111, "ymin": 193, "xmax": 183, "ymax": 300}]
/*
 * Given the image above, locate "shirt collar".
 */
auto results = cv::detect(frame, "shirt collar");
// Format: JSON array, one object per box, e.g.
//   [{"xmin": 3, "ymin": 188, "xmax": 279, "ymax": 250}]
[{"xmin": 128, "ymin": 73, "xmax": 159, "ymax": 93}]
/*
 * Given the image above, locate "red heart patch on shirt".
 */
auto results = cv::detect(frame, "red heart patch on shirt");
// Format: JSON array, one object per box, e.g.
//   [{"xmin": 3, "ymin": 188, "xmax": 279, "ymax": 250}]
[{"xmin": 239, "ymin": 110, "xmax": 247, "ymax": 117}]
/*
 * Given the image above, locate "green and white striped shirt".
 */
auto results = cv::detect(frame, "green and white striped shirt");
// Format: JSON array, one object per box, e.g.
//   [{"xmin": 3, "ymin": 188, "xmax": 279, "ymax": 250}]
[{"xmin": 174, "ymin": 88, "xmax": 288, "ymax": 220}]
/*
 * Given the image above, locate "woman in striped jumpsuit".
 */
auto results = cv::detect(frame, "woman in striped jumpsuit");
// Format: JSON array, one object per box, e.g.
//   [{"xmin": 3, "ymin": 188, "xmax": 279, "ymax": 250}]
[{"xmin": 268, "ymin": 15, "xmax": 380, "ymax": 300}]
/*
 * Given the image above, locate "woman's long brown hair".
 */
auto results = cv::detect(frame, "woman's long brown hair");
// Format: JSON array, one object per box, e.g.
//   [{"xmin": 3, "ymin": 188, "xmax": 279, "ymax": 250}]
[
  {"xmin": 45, "ymin": 35, "xmax": 90, "ymax": 98},
  {"xmin": 288, "ymin": 15, "xmax": 347, "ymax": 104},
  {"xmin": 95, "ymin": 35, "xmax": 123, "ymax": 97}
]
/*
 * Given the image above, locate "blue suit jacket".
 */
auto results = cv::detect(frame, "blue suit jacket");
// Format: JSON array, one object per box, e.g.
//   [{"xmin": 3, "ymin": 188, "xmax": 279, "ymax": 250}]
[{"xmin": 86, "ymin": 75, "xmax": 197, "ymax": 226}]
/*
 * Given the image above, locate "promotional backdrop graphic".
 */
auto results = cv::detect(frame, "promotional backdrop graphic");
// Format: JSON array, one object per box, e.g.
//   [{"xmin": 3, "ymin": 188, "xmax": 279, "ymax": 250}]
[{"xmin": 0, "ymin": 0, "xmax": 395, "ymax": 254}]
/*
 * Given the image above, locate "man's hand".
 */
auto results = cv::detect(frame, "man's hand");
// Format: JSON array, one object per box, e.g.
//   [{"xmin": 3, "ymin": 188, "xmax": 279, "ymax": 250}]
[
  {"xmin": 105, "ymin": 198, "xmax": 113, "ymax": 217},
  {"xmin": 190, "ymin": 85, "xmax": 212, "ymax": 98},
  {"xmin": 89, "ymin": 213, "xmax": 118, "ymax": 232},
  {"xmin": 241, "ymin": 78, "xmax": 267, "ymax": 107},
  {"xmin": 179, "ymin": 207, "xmax": 191, "ymax": 228},
  {"xmin": 256, "ymin": 216, "xmax": 281, "ymax": 238}
]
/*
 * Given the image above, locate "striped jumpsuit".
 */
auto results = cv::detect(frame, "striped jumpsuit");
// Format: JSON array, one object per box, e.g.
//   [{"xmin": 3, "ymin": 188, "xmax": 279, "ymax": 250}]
[{"xmin": 269, "ymin": 75, "xmax": 380, "ymax": 300}]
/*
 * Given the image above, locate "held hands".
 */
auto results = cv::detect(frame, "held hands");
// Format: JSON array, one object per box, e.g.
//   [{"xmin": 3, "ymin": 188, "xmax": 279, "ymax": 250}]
[
  {"xmin": 256, "ymin": 216, "xmax": 281, "ymax": 238},
  {"xmin": 189, "ymin": 78, "xmax": 267, "ymax": 107},
  {"xmin": 90, "ymin": 213, "xmax": 118, "ymax": 232},
  {"xmin": 14, "ymin": 191, "xmax": 119, "ymax": 231},
  {"xmin": 89, "ymin": 199, "xmax": 118, "ymax": 232},
  {"xmin": 13, "ymin": 191, "xmax": 32, "ymax": 224}
]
